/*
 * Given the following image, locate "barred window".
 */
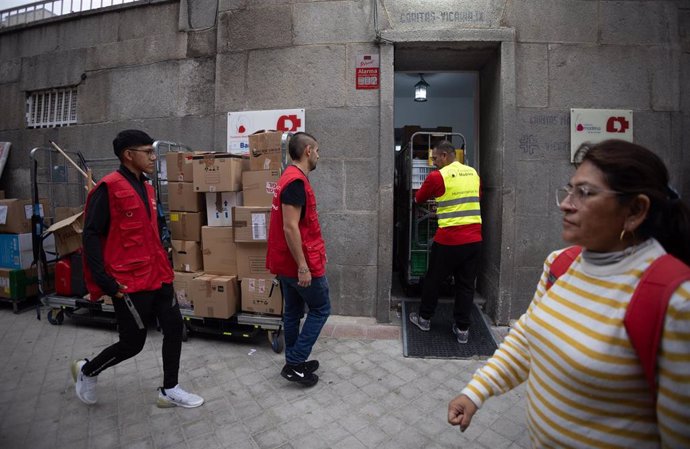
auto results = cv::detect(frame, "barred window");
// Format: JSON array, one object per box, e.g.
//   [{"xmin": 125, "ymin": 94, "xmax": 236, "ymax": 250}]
[{"xmin": 26, "ymin": 87, "xmax": 78, "ymax": 128}]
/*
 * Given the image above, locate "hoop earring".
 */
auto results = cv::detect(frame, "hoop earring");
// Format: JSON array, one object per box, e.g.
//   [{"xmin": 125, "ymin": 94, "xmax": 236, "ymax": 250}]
[{"xmin": 619, "ymin": 229, "xmax": 627, "ymax": 241}]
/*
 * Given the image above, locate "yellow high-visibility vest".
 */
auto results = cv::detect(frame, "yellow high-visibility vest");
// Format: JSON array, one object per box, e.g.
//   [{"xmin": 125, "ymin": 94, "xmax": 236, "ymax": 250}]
[{"xmin": 436, "ymin": 161, "xmax": 481, "ymax": 228}]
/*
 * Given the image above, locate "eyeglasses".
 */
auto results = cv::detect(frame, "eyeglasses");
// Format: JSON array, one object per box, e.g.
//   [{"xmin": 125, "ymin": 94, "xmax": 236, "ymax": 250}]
[
  {"xmin": 127, "ymin": 148, "xmax": 156, "ymax": 159},
  {"xmin": 555, "ymin": 184, "xmax": 623, "ymax": 208}
]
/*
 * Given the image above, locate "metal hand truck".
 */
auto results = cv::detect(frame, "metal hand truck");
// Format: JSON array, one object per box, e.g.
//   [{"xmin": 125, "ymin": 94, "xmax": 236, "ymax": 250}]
[
  {"xmin": 399, "ymin": 131, "xmax": 467, "ymax": 291},
  {"xmin": 31, "ymin": 141, "xmax": 181, "ymax": 327}
]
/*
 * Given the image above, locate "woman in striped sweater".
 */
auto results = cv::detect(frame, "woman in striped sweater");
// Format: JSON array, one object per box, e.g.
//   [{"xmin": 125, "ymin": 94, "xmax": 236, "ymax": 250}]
[{"xmin": 448, "ymin": 140, "xmax": 690, "ymax": 448}]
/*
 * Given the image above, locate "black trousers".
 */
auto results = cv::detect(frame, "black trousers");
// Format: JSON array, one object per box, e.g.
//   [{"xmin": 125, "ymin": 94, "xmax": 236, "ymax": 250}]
[
  {"xmin": 82, "ymin": 283, "xmax": 183, "ymax": 389},
  {"xmin": 419, "ymin": 241, "xmax": 481, "ymax": 330}
]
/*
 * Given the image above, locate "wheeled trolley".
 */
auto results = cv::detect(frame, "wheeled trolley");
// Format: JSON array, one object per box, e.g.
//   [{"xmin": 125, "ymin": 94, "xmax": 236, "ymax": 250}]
[
  {"xmin": 30, "ymin": 142, "xmax": 176, "ymax": 326},
  {"xmin": 397, "ymin": 131, "xmax": 467, "ymax": 291},
  {"xmin": 179, "ymin": 308, "xmax": 284, "ymax": 352}
]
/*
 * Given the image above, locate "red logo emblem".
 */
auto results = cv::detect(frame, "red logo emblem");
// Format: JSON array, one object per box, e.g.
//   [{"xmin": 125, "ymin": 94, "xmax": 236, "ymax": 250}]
[
  {"xmin": 606, "ymin": 117, "xmax": 630, "ymax": 133},
  {"xmin": 576, "ymin": 124, "xmax": 584, "ymax": 131},
  {"xmin": 276, "ymin": 115, "xmax": 301, "ymax": 132}
]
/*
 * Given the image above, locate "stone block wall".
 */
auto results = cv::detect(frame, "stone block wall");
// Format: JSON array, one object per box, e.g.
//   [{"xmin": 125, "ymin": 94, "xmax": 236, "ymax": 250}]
[{"xmin": 0, "ymin": 0, "xmax": 688, "ymax": 321}]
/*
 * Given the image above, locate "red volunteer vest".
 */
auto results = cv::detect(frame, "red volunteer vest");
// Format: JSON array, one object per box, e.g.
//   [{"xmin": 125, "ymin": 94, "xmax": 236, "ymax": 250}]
[
  {"xmin": 83, "ymin": 171, "xmax": 174, "ymax": 300},
  {"xmin": 266, "ymin": 165, "xmax": 327, "ymax": 278}
]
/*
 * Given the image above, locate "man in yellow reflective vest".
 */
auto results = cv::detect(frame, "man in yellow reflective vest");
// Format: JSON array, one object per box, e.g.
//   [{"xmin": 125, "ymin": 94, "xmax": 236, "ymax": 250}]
[{"xmin": 408, "ymin": 140, "xmax": 482, "ymax": 343}]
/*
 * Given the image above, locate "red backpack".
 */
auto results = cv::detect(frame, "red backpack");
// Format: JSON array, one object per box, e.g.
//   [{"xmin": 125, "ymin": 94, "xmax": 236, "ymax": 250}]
[{"xmin": 546, "ymin": 246, "xmax": 690, "ymax": 403}]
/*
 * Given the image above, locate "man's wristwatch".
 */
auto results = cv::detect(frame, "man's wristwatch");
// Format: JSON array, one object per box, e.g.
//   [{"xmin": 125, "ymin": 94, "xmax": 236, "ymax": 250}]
[{"xmin": 298, "ymin": 267, "xmax": 310, "ymax": 274}]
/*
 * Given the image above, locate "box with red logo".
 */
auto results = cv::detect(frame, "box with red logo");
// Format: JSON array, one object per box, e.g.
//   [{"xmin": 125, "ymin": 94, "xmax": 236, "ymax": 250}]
[
  {"xmin": 242, "ymin": 170, "xmax": 279, "ymax": 207},
  {"xmin": 247, "ymin": 131, "xmax": 283, "ymax": 171},
  {"xmin": 240, "ymin": 276, "xmax": 282, "ymax": 315}
]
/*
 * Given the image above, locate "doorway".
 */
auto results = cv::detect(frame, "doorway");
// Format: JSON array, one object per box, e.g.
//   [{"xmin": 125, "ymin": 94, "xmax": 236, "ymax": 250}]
[
  {"xmin": 392, "ymin": 71, "xmax": 479, "ymax": 297},
  {"xmin": 383, "ymin": 41, "xmax": 509, "ymax": 323}
]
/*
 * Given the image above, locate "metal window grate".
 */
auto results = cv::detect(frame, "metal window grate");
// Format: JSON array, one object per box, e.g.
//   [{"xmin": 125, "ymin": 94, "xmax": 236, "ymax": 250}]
[
  {"xmin": 26, "ymin": 87, "xmax": 78, "ymax": 128},
  {"xmin": 1, "ymin": 0, "xmax": 143, "ymax": 29}
]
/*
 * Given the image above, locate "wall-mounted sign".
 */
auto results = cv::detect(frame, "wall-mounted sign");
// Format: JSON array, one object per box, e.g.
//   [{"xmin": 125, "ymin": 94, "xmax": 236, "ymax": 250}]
[
  {"xmin": 355, "ymin": 54, "xmax": 379, "ymax": 90},
  {"xmin": 227, "ymin": 109, "xmax": 305, "ymax": 155},
  {"xmin": 570, "ymin": 109, "xmax": 633, "ymax": 162}
]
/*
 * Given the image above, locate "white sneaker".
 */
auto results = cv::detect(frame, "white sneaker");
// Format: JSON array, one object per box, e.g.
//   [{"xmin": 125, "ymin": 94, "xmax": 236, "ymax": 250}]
[
  {"xmin": 71, "ymin": 359, "xmax": 97, "ymax": 405},
  {"xmin": 157, "ymin": 385, "xmax": 204, "ymax": 408}
]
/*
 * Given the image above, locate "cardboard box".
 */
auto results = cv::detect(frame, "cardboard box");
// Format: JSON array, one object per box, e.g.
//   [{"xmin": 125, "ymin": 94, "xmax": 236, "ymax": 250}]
[
  {"xmin": 168, "ymin": 182, "xmax": 203, "ymax": 212},
  {"xmin": 55, "ymin": 206, "xmax": 83, "ymax": 223},
  {"xmin": 236, "ymin": 242, "xmax": 270, "ymax": 278},
  {"xmin": 0, "ymin": 265, "xmax": 54, "ymax": 300},
  {"xmin": 43, "ymin": 212, "xmax": 83, "ymax": 257},
  {"xmin": 172, "ymin": 271, "xmax": 202, "ymax": 309},
  {"xmin": 171, "ymin": 240, "xmax": 203, "ymax": 272},
  {"xmin": 242, "ymin": 170, "xmax": 279, "ymax": 207},
  {"xmin": 248, "ymin": 131, "xmax": 283, "ymax": 171},
  {"xmin": 240, "ymin": 276, "xmax": 282, "ymax": 315},
  {"xmin": 201, "ymin": 226, "xmax": 237, "ymax": 275},
  {"xmin": 0, "ymin": 199, "xmax": 45, "ymax": 234},
  {"xmin": 191, "ymin": 274, "xmax": 239, "ymax": 319},
  {"xmin": 0, "ymin": 233, "xmax": 55, "ymax": 270},
  {"xmin": 205, "ymin": 191, "xmax": 243, "ymax": 227},
  {"xmin": 192, "ymin": 153, "xmax": 244, "ymax": 192},
  {"xmin": 165, "ymin": 152, "xmax": 194, "ymax": 182},
  {"xmin": 169, "ymin": 212, "xmax": 203, "ymax": 242},
  {"xmin": 233, "ymin": 206, "xmax": 270, "ymax": 242}
]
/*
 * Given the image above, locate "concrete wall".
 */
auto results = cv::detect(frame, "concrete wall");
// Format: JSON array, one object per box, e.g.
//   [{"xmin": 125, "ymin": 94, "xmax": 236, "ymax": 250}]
[{"xmin": 0, "ymin": 0, "xmax": 688, "ymax": 323}]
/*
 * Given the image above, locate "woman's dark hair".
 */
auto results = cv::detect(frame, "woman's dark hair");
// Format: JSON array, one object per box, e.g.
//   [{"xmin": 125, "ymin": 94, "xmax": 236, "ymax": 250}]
[{"xmin": 574, "ymin": 139, "xmax": 690, "ymax": 265}]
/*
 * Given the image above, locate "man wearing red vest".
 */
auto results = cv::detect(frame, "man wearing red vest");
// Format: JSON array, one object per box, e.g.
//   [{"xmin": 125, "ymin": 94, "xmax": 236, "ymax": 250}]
[
  {"xmin": 71, "ymin": 130, "xmax": 203, "ymax": 408},
  {"xmin": 267, "ymin": 132, "xmax": 330, "ymax": 387}
]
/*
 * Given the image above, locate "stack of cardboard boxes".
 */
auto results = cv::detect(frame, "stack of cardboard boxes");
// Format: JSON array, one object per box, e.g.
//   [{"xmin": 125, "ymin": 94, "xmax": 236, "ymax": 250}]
[
  {"xmin": 235, "ymin": 131, "xmax": 284, "ymax": 315},
  {"xmin": 166, "ymin": 152, "xmax": 204, "ymax": 311},
  {"xmin": 160, "ymin": 143, "xmax": 288, "ymax": 320},
  {"xmin": 0, "ymin": 197, "xmax": 56, "ymax": 300},
  {"xmin": 167, "ymin": 151, "xmax": 245, "ymax": 319}
]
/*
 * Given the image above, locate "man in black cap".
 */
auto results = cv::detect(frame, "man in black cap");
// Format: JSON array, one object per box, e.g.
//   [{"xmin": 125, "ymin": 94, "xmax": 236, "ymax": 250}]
[{"xmin": 72, "ymin": 129, "xmax": 203, "ymax": 408}]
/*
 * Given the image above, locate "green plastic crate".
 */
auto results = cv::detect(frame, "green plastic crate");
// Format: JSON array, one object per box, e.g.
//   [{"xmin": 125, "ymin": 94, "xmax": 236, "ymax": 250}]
[{"xmin": 410, "ymin": 251, "xmax": 428, "ymax": 276}]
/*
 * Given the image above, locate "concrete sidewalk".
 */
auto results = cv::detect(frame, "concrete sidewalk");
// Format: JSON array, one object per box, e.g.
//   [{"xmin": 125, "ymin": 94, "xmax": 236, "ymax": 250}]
[{"xmin": 0, "ymin": 308, "xmax": 528, "ymax": 449}]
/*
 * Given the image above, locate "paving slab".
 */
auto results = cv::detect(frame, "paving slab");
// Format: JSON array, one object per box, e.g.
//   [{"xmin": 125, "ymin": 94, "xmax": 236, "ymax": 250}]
[{"xmin": 0, "ymin": 308, "xmax": 527, "ymax": 449}]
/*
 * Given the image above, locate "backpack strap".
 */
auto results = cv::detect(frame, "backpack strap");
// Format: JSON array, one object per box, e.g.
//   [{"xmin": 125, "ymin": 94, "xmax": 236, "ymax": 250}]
[
  {"xmin": 624, "ymin": 254, "xmax": 690, "ymax": 403},
  {"xmin": 546, "ymin": 246, "xmax": 582, "ymax": 290}
]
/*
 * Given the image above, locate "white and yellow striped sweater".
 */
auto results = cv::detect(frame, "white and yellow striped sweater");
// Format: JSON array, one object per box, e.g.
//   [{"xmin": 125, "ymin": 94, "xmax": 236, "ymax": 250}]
[{"xmin": 461, "ymin": 239, "xmax": 690, "ymax": 448}]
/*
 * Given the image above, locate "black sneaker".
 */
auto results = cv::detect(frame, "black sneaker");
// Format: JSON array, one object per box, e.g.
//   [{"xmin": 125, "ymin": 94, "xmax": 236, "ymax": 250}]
[
  {"xmin": 281, "ymin": 363, "xmax": 319, "ymax": 387},
  {"xmin": 304, "ymin": 360, "xmax": 319, "ymax": 373}
]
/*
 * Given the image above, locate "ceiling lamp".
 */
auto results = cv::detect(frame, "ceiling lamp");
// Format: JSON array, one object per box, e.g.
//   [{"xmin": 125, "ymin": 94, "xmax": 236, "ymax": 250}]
[{"xmin": 414, "ymin": 74, "xmax": 429, "ymax": 102}]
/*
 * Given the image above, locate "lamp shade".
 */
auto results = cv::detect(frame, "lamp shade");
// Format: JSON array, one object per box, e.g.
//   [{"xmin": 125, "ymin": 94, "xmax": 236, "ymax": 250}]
[{"xmin": 414, "ymin": 74, "xmax": 429, "ymax": 102}]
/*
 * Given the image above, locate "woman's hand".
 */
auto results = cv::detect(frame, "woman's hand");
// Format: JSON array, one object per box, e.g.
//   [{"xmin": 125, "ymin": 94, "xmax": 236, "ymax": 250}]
[{"xmin": 448, "ymin": 394, "xmax": 478, "ymax": 432}]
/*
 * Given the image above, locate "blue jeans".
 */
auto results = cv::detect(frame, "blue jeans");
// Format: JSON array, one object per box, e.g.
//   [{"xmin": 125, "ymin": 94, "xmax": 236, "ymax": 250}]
[{"xmin": 279, "ymin": 275, "xmax": 331, "ymax": 365}]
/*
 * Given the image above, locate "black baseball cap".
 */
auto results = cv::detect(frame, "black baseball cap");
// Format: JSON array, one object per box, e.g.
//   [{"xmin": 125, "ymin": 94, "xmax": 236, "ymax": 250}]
[{"xmin": 113, "ymin": 129, "xmax": 154, "ymax": 158}]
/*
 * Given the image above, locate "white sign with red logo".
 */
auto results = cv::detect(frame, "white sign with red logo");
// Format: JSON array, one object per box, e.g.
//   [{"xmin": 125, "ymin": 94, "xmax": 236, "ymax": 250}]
[
  {"xmin": 570, "ymin": 108, "xmax": 633, "ymax": 162},
  {"xmin": 355, "ymin": 53, "xmax": 380, "ymax": 90},
  {"xmin": 227, "ymin": 109, "xmax": 305, "ymax": 155}
]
